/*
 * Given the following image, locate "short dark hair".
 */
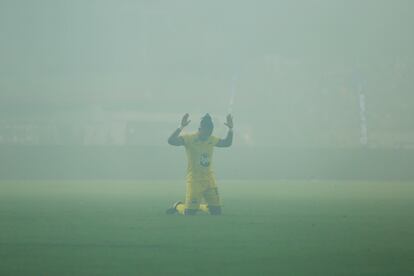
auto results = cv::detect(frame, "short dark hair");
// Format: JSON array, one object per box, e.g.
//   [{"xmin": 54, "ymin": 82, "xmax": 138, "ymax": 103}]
[{"xmin": 200, "ymin": 113, "xmax": 214, "ymax": 129}]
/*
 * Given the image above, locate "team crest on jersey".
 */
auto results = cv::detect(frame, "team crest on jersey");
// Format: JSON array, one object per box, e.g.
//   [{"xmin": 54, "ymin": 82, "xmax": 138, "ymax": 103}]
[{"xmin": 200, "ymin": 153, "xmax": 210, "ymax": 167}]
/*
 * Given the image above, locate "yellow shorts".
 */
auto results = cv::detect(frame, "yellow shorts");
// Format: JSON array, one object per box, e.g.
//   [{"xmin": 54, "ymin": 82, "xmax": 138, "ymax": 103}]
[{"xmin": 185, "ymin": 178, "xmax": 221, "ymax": 210}]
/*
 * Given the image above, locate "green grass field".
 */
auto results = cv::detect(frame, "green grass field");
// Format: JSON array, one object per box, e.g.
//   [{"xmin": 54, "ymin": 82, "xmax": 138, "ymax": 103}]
[{"xmin": 1, "ymin": 180, "xmax": 413, "ymax": 276}]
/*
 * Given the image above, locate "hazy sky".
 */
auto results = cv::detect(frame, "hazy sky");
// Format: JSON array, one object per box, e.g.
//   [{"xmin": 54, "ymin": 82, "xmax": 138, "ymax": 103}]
[{"xmin": 1, "ymin": 0, "xmax": 412, "ymax": 101}]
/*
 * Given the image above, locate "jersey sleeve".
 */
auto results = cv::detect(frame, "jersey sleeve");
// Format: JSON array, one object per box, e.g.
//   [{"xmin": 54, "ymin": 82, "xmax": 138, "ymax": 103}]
[
  {"xmin": 210, "ymin": 136, "xmax": 220, "ymax": 146},
  {"xmin": 181, "ymin": 134, "xmax": 192, "ymax": 146}
]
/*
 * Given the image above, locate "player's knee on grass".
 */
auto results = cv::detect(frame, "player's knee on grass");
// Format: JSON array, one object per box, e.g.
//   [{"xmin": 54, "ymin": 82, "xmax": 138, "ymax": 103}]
[
  {"xmin": 184, "ymin": 208, "xmax": 197, "ymax": 216},
  {"xmin": 208, "ymin": 206, "xmax": 221, "ymax": 215}
]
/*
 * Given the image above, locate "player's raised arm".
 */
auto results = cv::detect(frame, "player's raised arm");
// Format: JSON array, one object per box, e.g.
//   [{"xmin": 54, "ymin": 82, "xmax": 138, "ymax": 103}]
[
  {"xmin": 216, "ymin": 114, "xmax": 233, "ymax": 148},
  {"xmin": 167, "ymin": 113, "xmax": 191, "ymax": 146}
]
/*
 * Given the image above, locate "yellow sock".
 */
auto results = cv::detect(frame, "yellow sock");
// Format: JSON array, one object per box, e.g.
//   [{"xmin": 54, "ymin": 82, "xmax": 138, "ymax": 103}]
[{"xmin": 176, "ymin": 203, "xmax": 186, "ymax": 215}]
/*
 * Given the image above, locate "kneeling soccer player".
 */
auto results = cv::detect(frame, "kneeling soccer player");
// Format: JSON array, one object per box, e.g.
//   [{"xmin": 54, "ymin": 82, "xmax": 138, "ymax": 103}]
[{"xmin": 166, "ymin": 113, "xmax": 233, "ymax": 216}]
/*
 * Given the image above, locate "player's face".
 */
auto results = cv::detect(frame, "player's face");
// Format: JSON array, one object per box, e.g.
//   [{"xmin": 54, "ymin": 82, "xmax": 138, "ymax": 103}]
[{"xmin": 198, "ymin": 126, "xmax": 213, "ymax": 139}]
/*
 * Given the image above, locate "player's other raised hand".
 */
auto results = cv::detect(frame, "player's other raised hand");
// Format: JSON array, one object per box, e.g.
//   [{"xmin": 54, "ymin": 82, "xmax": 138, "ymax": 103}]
[
  {"xmin": 224, "ymin": 114, "xmax": 233, "ymax": 129},
  {"xmin": 181, "ymin": 113, "xmax": 191, "ymax": 128}
]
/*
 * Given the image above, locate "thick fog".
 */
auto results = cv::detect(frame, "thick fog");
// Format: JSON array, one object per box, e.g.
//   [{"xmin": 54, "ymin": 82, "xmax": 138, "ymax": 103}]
[{"xmin": 1, "ymin": 0, "xmax": 413, "ymax": 149}]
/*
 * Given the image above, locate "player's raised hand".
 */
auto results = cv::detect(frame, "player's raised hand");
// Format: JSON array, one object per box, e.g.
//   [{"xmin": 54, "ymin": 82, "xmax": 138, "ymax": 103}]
[
  {"xmin": 181, "ymin": 113, "xmax": 191, "ymax": 128},
  {"xmin": 224, "ymin": 114, "xmax": 233, "ymax": 129}
]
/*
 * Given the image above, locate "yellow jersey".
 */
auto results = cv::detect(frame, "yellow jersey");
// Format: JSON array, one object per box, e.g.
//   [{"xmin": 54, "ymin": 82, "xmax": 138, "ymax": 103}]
[{"xmin": 182, "ymin": 133, "xmax": 220, "ymax": 181}]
